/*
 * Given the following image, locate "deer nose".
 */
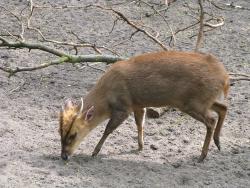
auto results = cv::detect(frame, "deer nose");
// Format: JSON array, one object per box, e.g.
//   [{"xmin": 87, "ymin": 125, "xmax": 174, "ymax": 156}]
[{"xmin": 61, "ymin": 152, "xmax": 69, "ymax": 161}]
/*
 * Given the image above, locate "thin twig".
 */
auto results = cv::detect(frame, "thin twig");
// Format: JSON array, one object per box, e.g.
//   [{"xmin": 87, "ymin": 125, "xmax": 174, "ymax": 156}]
[
  {"xmin": 0, "ymin": 6, "xmax": 25, "ymax": 41},
  {"xmin": 9, "ymin": 79, "xmax": 26, "ymax": 93},
  {"xmin": 195, "ymin": 0, "xmax": 205, "ymax": 52},
  {"xmin": 86, "ymin": 63, "xmax": 105, "ymax": 72},
  {"xmin": 189, "ymin": 27, "xmax": 216, "ymax": 39},
  {"xmin": 225, "ymin": 3, "xmax": 250, "ymax": 11},
  {"xmin": 209, "ymin": 1, "xmax": 229, "ymax": 11},
  {"xmin": 33, "ymin": 4, "xmax": 89, "ymax": 10},
  {"xmin": 204, "ymin": 17, "xmax": 224, "ymax": 28},
  {"xmin": 92, "ymin": 5, "xmax": 169, "ymax": 50},
  {"xmin": 70, "ymin": 31, "xmax": 120, "ymax": 56},
  {"xmin": 230, "ymin": 77, "xmax": 250, "ymax": 82},
  {"xmin": 174, "ymin": 21, "xmax": 200, "ymax": 35},
  {"xmin": 25, "ymin": 2, "xmax": 119, "ymax": 56},
  {"xmin": 138, "ymin": 0, "xmax": 176, "ymax": 47},
  {"xmin": 229, "ymin": 72, "xmax": 250, "ymax": 77}
]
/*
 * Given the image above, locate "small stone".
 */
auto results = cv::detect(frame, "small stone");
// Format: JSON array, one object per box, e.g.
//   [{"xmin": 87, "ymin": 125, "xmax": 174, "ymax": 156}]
[
  {"xmin": 167, "ymin": 128, "xmax": 174, "ymax": 132},
  {"xmin": 49, "ymin": 81, "xmax": 55, "ymax": 84},
  {"xmin": 235, "ymin": 110, "xmax": 242, "ymax": 114},
  {"xmin": 150, "ymin": 144, "xmax": 158, "ymax": 150},
  {"xmin": 1, "ymin": 55, "xmax": 9, "ymax": 59},
  {"xmin": 172, "ymin": 162, "xmax": 181, "ymax": 168},
  {"xmin": 231, "ymin": 148, "xmax": 239, "ymax": 154},
  {"xmin": 204, "ymin": 180, "xmax": 212, "ymax": 185}
]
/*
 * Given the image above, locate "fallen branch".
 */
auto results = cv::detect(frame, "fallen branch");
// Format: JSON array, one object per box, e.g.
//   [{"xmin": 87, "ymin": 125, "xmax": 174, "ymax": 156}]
[
  {"xmin": 0, "ymin": 36, "xmax": 126, "ymax": 76},
  {"xmin": 0, "ymin": 54, "xmax": 126, "ymax": 76}
]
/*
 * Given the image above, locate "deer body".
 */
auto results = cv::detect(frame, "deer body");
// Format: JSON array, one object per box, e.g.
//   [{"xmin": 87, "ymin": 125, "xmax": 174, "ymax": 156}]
[{"xmin": 59, "ymin": 51, "xmax": 229, "ymax": 162}]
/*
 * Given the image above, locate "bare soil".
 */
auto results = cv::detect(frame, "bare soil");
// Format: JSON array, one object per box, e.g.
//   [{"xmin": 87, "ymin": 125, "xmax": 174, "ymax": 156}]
[{"xmin": 0, "ymin": 0, "xmax": 249, "ymax": 187}]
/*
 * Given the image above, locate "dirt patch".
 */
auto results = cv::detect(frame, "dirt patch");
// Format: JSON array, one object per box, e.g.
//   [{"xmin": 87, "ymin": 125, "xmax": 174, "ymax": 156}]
[{"xmin": 0, "ymin": 0, "xmax": 249, "ymax": 187}]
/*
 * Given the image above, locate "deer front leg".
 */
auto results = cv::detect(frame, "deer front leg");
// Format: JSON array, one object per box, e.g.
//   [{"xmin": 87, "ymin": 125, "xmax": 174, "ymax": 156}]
[
  {"xmin": 92, "ymin": 110, "xmax": 128, "ymax": 157},
  {"xmin": 134, "ymin": 108, "xmax": 146, "ymax": 151}
]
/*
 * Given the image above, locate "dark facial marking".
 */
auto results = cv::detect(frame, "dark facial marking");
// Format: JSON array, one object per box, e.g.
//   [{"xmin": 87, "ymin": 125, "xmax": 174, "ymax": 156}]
[
  {"xmin": 59, "ymin": 111, "xmax": 64, "ymax": 139},
  {"xmin": 68, "ymin": 133, "xmax": 77, "ymax": 141},
  {"xmin": 66, "ymin": 133, "xmax": 77, "ymax": 145},
  {"xmin": 61, "ymin": 115, "xmax": 78, "ymax": 147}
]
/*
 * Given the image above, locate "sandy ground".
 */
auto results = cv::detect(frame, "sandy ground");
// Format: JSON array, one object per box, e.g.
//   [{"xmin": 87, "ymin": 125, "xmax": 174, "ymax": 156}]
[{"xmin": 0, "ymin": 0, "xmax": 249, "ymax": 187}]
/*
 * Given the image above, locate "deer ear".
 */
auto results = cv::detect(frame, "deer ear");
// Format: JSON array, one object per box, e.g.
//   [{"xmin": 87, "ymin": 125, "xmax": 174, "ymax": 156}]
[{"xmin": 84, "ymin": 106, "xmax": 94, "ymax": 121}]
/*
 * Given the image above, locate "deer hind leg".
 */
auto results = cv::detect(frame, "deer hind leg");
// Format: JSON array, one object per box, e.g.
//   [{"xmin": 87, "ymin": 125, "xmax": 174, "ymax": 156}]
[
  {"xmin": 187, "ymin": 109, "xmax": 216, "ymax": 162},
  {"xmin": 199, "ymin": 113, "xmax": 217, "ymax": 162},
  {"xmin": 211, "ymin": 102, "xmax": 227, "ymax": 151},
  {"xmin": 92, "ymin": 110, "xmax": 128, "ymax": 157},
  {"xmin": 134, "ymin": 108, "xmax": 146, "ymax": 151}
]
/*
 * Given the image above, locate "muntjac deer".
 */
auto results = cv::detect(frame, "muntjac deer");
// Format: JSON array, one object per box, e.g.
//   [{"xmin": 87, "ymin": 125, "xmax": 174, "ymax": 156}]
[{"xmin": 59, "ymin": 51, "xmax": 229, "ymax": 162}]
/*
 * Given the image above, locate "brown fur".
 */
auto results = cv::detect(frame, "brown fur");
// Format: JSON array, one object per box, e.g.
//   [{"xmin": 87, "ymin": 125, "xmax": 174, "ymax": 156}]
[
  {"xmin": 59, "ymin": 51, "xmax": 229, "ymax": 162},
  {"xmin": 59, "ymin": 107, "xmax": 78, "ymax": 138}
]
